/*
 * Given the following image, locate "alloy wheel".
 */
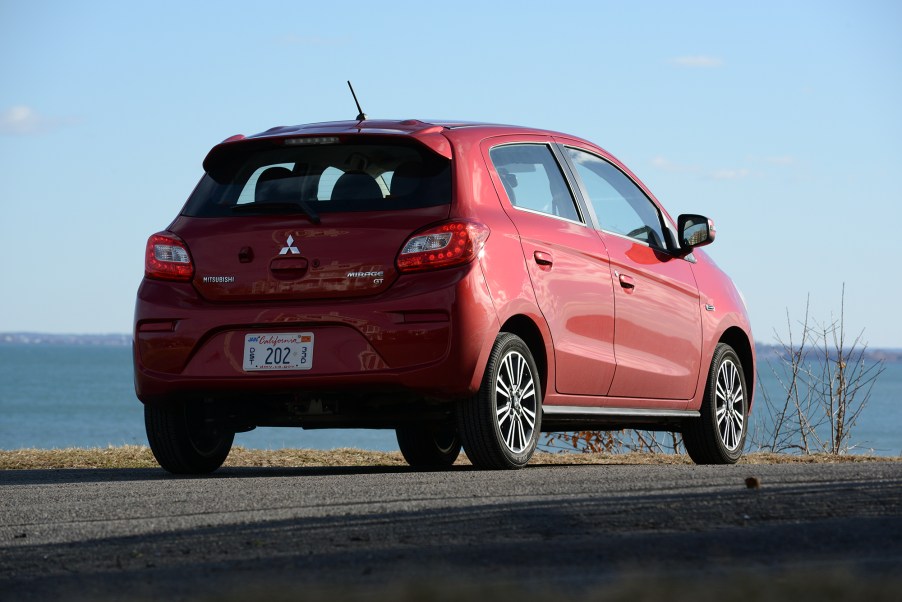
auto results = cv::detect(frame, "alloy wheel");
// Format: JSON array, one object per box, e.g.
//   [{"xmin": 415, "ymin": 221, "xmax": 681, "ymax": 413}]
[
  {"xmin": 495, "ymin": 350, "xmax": 538, "ymax": 454},
  {"xmin": 715, "ymin": 358, "xmax": 745, "ymax": 451}
]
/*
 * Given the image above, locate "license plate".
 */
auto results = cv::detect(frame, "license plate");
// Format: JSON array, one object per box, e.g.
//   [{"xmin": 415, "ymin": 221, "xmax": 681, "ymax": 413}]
[{"xmin": 243, "ymin": 332, "xmax": 314, "ymax": 371}]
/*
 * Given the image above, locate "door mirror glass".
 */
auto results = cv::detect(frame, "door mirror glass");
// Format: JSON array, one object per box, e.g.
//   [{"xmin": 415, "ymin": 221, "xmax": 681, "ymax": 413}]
[{"xmin": 678, "ymin": 214, "xmax": 716, "ymax": 250}]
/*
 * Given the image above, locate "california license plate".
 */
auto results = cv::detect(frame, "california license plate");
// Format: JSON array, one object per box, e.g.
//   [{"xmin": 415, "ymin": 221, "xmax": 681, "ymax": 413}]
[{"xmin": 243, "ymin": 333, "xmax": 314, "ymax": 371}]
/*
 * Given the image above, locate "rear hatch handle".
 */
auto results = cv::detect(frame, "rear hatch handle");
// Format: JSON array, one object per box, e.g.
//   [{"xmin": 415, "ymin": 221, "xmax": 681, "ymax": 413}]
[{"xmin": 269, "ymin": 256, "xmax": 310, "ymax": 280}]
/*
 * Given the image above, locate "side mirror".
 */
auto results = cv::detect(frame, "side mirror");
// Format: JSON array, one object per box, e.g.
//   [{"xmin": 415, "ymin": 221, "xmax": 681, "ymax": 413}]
[{"xmin": 677, "ymin": 214, "xmax": 716, "ymax": 251}]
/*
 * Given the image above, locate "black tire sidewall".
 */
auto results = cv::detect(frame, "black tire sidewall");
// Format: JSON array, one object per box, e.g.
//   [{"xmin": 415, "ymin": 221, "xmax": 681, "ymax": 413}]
[
  {"xmin": 396, "ymin": 423, "xmax": 461, "ymax": 469},
  {"xmin": 145, "ymin": 402, "xmax": 233, "ymax": 474}
]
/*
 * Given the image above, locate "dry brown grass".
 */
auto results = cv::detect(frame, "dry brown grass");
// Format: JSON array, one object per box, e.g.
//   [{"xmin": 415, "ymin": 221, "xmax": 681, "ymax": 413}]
[{"xmin": 0, "ymin": 446, "xmax": 897, "ymax": 470}]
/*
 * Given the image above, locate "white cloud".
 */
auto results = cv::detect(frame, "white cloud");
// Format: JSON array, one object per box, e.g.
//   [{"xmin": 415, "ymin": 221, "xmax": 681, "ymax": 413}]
[
  {"xmin": 0, "ymin": 105, "xmax": 72, "ymax": 135},
  {"xmin": 763, "ymin": 155, "xmax": 796, "ymax": 166},
  {"xmin": 707, "ymin": 168, "xmax": 751, "ymax": 180},
  {"xmin": 668, "ymin": 55, "xmax": 725, "ymax": 68},
  {"xmin": 0, "ymin": 105, "xmax": 42, "ymax": 135},
  {"xmin": 652, "ymin": 156, "xmax": 752, "ymax": 180},
  {"xmin": 745, "ymin": 155, "xmax": 797, "ymax": 167},
  {"xmin": 651, "ymin": 156, "xmax": 700, "ymax": 174}
]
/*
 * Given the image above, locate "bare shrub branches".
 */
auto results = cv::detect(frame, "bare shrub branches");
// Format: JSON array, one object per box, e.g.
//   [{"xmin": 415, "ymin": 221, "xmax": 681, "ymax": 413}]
[
  {"xmin": 543, "ymin": 429, "xmax": 682, "ymax": 455},
  {"xmin": 752, "ymin": 285, "xmax": 885, "ymax": 455}
]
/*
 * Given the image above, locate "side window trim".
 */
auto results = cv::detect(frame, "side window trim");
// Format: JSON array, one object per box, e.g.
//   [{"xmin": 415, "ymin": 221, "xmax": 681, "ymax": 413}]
[
  {"xmin": 488, "ymin": 142, "xmax": 587, "ymax": 226},
  {"xmin": 558, "ymin": 144, "xmax": 675, "ymax": 253},
  {"xmin": 550, "ymin": 143, "xmax": 600, "ymax": 230},
  {"xmin": 548, "ymin": 143, "xmax": 597, "ymax": 229},
  {"xmin": 508, "ymin": 205, "xmax": 584, "ymax": 225}
]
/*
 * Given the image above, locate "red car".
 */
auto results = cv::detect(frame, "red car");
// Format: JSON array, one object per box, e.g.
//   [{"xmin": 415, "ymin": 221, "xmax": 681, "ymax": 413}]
[{"xmin": 134, "ymin": 118, "xmax": 754, "ymax": 473}]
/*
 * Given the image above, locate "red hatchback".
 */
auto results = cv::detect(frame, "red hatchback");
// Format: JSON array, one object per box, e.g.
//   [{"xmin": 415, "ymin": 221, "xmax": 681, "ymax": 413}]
[{"xmin": 134, "ymin": 119, "xmax": 754, "ymax": 473}]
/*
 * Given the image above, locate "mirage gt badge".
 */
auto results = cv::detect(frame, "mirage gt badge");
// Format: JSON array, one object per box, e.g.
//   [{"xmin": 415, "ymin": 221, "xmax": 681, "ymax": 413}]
[{"xmin": 280, "ymin": 235, "xmax": 300, "ymax": 255}]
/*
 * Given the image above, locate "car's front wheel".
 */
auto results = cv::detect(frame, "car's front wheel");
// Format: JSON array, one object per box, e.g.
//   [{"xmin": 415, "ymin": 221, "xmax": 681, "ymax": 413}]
[
  {"xmin": 682, "ymin": 343, "xmax": 748, "ymax": 464},
  {"xmin": 396, "ymin": 422, "xmax": 461, "ymax": 469},
  {"xmin": 145, "ymin": 401, "xmax": 234, "ymax": 474},
  {"xmin": 458, "ymin": 332, "xmax": 542, "ymax": 469}
]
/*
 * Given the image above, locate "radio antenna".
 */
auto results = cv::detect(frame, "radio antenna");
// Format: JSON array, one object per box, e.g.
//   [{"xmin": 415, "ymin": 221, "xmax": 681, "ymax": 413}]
[{"xmin": 347, "ymin": 81, "xmax": 367, "ymax": 121}]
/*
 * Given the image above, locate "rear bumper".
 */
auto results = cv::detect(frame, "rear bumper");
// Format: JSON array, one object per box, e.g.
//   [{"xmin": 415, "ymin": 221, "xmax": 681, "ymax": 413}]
[{"xmin": 133, "ymin": 262, "xmax": 499, "ymax": 406}]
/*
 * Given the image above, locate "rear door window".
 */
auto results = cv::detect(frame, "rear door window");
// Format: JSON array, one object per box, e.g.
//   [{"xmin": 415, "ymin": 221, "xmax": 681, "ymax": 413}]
[
  {"xmin": 183, "ymin": 141, "xmax": 451, "ymax": 216},
  {"xmin": 488, "ymin": 144, "xmax": 582, "ymax": 223}
]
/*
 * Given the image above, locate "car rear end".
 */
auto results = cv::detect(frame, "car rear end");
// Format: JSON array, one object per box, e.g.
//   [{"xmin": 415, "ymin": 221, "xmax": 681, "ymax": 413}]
[{"xmin": 134, "ymin": 123, "xmax": 496, "ymax": 433}]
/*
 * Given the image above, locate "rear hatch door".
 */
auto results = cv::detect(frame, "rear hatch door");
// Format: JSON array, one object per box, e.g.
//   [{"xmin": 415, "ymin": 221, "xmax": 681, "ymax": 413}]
[{"xmin": 173, "ymin": 136, "xmax": 452, "ymax": 301}]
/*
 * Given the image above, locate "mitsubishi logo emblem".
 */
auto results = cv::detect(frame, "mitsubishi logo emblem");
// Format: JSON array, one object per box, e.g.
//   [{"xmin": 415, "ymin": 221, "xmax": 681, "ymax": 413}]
[{"xmin": 279, "ymin": 235, "xmax": 300, "ymax": 255}]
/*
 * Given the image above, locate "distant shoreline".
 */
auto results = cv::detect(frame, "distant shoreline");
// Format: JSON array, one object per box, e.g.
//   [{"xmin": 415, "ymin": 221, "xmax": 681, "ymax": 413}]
[
  {"xmin": 3, "ymin": 332, "xmax": 900, "ymax": 361},
  {"xmin": 0, "ymin": 333, "xmax": 131, "ymax": 346}
]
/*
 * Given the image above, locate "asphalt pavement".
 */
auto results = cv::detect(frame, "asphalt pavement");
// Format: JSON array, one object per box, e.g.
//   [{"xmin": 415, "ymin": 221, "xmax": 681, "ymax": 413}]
[{"xmin": 1, "ymin": 460, "xmax": 901, "ymax": 601}]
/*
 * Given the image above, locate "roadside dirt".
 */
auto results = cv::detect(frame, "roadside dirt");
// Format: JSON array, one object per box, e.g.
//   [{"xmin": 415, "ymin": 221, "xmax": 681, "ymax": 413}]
[{"xmin": 1, "ymin": 445, "xmax": 898, "ymax": 470}]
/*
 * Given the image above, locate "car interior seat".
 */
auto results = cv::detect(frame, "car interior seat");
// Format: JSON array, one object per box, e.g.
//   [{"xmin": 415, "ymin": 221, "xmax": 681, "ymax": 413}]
[
  {"xmin": 331, "ymin": 171, "xmax": 383, "ymax": 200},
  {"xmin": 255, "ymin": 167, "xmax": 298, "ymax": 203},
  {"xmin": 389, "ymin": 162, "xmax": 422, "ymax": 198}
]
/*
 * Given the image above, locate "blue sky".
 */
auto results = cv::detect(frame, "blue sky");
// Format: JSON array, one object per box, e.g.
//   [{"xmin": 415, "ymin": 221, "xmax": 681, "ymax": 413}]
[{"xmin": 1, "ymin": 0, "xmax": 900, "ymax": 347}]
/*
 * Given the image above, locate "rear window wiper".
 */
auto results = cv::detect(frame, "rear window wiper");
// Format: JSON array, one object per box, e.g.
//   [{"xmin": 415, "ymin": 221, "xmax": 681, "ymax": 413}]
[{"xmin": 232, "ymin": 200, "xmax": 321, "ymax": 224}]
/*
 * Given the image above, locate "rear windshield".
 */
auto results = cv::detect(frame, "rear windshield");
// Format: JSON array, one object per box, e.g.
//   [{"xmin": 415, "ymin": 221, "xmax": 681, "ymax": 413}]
[{"xmin": 182, "ymin": 141, "xmax": 452, "ymax": 217}]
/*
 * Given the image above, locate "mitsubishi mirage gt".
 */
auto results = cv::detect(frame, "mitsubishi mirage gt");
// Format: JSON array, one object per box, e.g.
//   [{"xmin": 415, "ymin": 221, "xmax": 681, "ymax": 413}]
[{"xmin": 134, "ymin": 118, "xmax": 755, "ymax": 473}]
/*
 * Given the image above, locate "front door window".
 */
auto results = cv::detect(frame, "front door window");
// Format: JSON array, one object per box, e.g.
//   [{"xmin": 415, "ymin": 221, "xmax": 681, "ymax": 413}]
[{"xmin": 565, "ymin": 148, "xmax": 667, "ymax": 249}]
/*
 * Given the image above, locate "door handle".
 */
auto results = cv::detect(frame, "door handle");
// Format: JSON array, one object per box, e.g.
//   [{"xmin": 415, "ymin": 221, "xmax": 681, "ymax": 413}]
[
  {"xmin": 534, "ymin": 251, "xmax": 553, "ymax": 266},
  {"xmin": 618, "ymin": 273, "xmax": 635, "ymax": 289}
]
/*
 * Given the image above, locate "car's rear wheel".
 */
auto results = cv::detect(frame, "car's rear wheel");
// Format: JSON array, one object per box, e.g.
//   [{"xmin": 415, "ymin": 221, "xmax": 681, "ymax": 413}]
[
  {"xmin": 683, "ymin": 343, "xmax": 748, "ymax": 464},
  {"xmin": 396, "ymin": 422, "xmax": 461, "ymax": 469},
  {"xmin": 145, "ymin": 401, "xmax": 234, "ymax": 474},
  {"xmin": 458, "ymin": 332, "xmax": 542, "ymax": 469}
]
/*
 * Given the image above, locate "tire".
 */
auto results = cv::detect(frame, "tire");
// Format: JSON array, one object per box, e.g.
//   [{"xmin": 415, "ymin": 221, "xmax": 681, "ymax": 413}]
[
  {"xmin": 458, "ymin": 332, "xmax": 542, "ymax": 469},
  {"xmin": 144, "ymin": 401, "xmax": 234, "ymax": 474},
  {"xmin": 396, "ymin": 423, "xmax": 461, "ymax": 469},
  {"xmin": 683, "ymin": 343, "xmax": 748, "ymax": 465}
]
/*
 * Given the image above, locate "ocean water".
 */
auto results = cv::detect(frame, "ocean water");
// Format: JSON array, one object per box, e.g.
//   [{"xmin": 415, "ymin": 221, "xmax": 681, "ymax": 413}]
[
  {"xmin": 0, "ymin": 344, "xmax": 899, "ymax": 455},
  {"xmin": 752, "ymin": 356, "xmax": 902, "ymax": 456},
  {"xmin": 0, "ymin": 345, "xmax": 398, "ymax": 452}
]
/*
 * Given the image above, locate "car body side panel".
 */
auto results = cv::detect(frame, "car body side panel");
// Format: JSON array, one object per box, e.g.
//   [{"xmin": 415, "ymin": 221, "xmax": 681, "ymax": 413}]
[
  {"xmin": 442, "ymin": 129, "xmax": 545, "ymax": 394},
  {"xmin": 686, "ymin": 248, "xmax": 756, "ymax": 411},
  {"xmin": 513, "ymin": 216, "xmax": 617, "ymax": 396},
  {"xmin": 549, "ymin": 136, "xmax": 707, "ymax": 403},
  {"xmin": 476, "ymin": 134, "xmax": 617, "ymax": 398},
  {"xmin": 602, "ymin": 233, "xmax": 703, "ymax": 401}
]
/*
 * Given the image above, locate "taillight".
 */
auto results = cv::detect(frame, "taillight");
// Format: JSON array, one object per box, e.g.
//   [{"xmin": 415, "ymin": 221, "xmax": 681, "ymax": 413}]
[
  {"xmin": 145, "ymin": 232, "xmax": 194, "ymax": 281},
  {"xmin": 397, "ymin": 220, "xmax": 490, "ymax": 273}
]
